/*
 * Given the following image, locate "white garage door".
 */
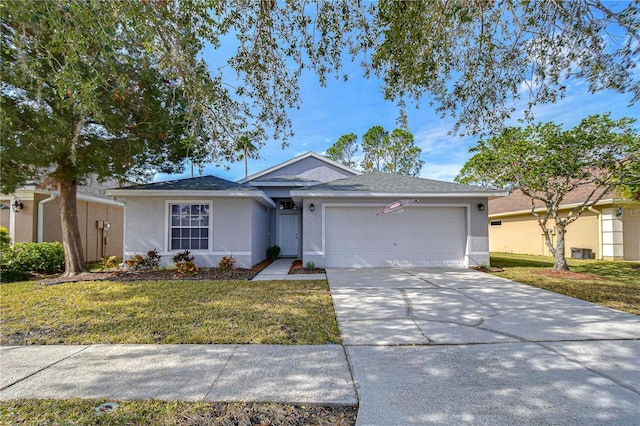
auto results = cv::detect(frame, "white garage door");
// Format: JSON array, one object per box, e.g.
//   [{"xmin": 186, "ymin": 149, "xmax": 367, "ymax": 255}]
[{"xmin": 325, "ymin": 206, "xmax": 467, "ymax": 268}]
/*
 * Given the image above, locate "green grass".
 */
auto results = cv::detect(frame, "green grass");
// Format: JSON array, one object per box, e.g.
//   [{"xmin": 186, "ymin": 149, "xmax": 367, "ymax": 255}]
[
  {"xmin": 490, "ymin": 253, "xmax": 640, "ymax": 315},
  {"xmin": 0, "ymin": 399, "xmax": 357, "ymax": 425},
  {"xmin": 0, "ymin": 280, "xmax": 341, "ymax": 345}
]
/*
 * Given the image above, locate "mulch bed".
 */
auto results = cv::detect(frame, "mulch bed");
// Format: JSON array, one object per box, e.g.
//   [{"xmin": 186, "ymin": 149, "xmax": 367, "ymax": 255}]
[
  {"xmin": 288, "ymin": 259, "xmax": 326, "ymax": 275},
  {"xmin": 531, "ymin": 269, "xmax": 603, "ymax": 281},
  {"xmin": 36, "ymin": 260, "xmax": 275, "ymax": 285}
]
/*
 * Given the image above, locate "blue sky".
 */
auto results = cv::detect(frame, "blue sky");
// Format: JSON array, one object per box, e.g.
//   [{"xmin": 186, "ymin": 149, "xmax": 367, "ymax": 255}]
[{"xmin": 156, "ymin": 44, "xmax": 639, "ymax": 184}]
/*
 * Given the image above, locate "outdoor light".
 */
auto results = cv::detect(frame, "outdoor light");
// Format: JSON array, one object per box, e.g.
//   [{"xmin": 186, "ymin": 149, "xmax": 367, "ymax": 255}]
[
  {"xmin": 477, "ymin": 203, "xmax": 485, "ymax": 212},
  {"xmin": 279, "ymin": 202, "xmax": 284, "ymax": 210},
  {"xmin": 12, "ymin": 198, "xmax": 23, "ymax": 213},
  {"xmin": 309, "ymin": 203, "xmax": 315, "ymax": 212},
  {"xmin": 616, "ymin": 207, "xmax": 624, "ymax": 218}
]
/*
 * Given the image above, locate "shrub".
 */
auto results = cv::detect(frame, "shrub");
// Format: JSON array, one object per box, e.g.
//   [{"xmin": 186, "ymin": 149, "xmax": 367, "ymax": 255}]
[
  {"xmin": 218, "ymin": 255, "xmax": 236, "ymax": 275},
  {"xmin": 0, "ymin": 241, "xmax": 64, "ymax": 282},
  {"xmin": 0, "ymin": 226, "xmax": 10, "ymax": 253},
  {"xmin": 100, "ymin": 255, "xmax": 121, "ymax": 270},
  {"xmin": 266, "ymin": 245, "xmax": 281, "ymax": 260},
  {"xmin": 125, "ymin": 249, "xmax": 161, "ymax": 270},
  {"xmin": 305, "ymin": 260, "xmax": 316, "ymax": 271},
  {"xmin": 173, "ymin": 250, "xmax": 198, "ymax": 275}
]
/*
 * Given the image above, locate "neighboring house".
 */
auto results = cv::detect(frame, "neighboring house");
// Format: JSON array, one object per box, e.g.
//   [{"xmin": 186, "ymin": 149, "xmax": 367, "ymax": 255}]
[
  {"xmin": 0, "ymin": 178, "xmax": 124, "ymax": 261},
  {"xmin": 488, "ymin": 188, "xmax": 640, "ymax": 261},
  {"xmin": 106, "ymin": 152, "xmax": 507, "ymax": 269}
]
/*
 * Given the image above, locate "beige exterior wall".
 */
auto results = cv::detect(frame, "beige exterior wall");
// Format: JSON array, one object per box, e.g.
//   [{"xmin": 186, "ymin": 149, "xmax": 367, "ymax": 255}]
[
  {"xmin": 622, "ymin": 207, "xmax": 640, "ymax": 261},
  {"xmin": 489, "ymin": 209, "xmax": 599, "ymax": 258},
  {"xmin": 42, "ymin": 198, "xmax": 123, "ymax": 262}
]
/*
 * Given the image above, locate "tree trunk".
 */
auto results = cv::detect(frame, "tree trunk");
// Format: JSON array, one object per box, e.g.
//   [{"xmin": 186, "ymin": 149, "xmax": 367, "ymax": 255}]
[
  {"xmin": 59, "ymin": 179, "xmax": 88, "ymax": 276},
  {"xmin": 553, "ymin": 225, "xmax": 570, "ymax": 271}
]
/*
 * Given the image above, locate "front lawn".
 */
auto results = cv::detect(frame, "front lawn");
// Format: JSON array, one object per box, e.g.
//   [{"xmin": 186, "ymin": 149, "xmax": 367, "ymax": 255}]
[
  {"xmin": 0, "ymin": 279, "xmax": 341, "ymax": 345},
  {"xmin": 490, "ymin": 253, "xmax": 640, "ymax": 315},
  {"xmin": 0, "ymin": 399, "xmax": 357, "ymax": 426}
]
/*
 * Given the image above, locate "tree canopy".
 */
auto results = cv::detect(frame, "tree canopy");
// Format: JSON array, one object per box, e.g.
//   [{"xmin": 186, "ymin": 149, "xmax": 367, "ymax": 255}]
[
  {"xmin": 367, "ymin": 0, "xmax": 640, "ymax": 135},
  {"xmin": 456, "ymin": 114, "xmax": 640, "ymax": 271},
  {"xmin": 326, "ymin": 133, "xmax": 358, "ymax": 168},
  {"xmin": 2, "ymin": 0, "xmax": 639, "ymax": 274}
]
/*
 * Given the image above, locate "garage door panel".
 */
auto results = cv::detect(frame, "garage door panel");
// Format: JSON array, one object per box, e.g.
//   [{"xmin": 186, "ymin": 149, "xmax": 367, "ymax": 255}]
[{"xmin": 325, "ymin": 206, "xmax": 467, "ymax": 268}]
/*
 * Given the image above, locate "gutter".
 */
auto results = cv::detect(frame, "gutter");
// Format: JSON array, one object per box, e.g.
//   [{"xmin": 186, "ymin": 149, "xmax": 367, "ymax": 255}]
[{"xmin": 37, "ymin": 191, "xmax": 58, "ymax": 242}]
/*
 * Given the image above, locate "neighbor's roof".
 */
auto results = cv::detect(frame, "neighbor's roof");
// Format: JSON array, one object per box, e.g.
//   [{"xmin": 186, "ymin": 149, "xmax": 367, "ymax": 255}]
[
  {"xmin": 291, "ymin": 172, "xmax": 508, "ymax": 197},
  {"xmin": 489, "ymin": 185, "xmax": 616, "ymax": 216}
]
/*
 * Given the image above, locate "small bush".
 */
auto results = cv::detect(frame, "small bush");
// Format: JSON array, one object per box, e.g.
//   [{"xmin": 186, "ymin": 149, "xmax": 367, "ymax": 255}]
[
  {"xmin": 100, "ymin": 255, "xmax": 121, "ymax": 270},
  {"xmin": 125, "ymin": 249, "xmax": 161, "ymax": 270},
  {"xmin": 218, "ymin": 255, "xmax": 236, "ymax": 275},
  {"xmin": 266, "ymin": 245, "xmax": 281, "ymax": 260},
  {"xmin": 0, "ymin": 226, "xmax": 10, "ymax": 253},
  {"xmin": 173, "ymin": 250, "xmax": 198, "ymax": 275},
  {"xmin": 0, "ymin": 241, "xmax": 64, "ymax": 282},
  {"xmin": 305, "ymin": 261, "xmax": 316, "ymax": 271},
  {"xmin": 6, "ymin": 242, "xmax": 65, "ymax": 274}
]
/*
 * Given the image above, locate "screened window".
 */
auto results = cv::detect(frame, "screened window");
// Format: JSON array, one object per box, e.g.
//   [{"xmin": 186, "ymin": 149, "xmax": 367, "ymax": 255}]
[{"xmin": 169, "ymin": 204, "xmax": 210, "ymax": 250}]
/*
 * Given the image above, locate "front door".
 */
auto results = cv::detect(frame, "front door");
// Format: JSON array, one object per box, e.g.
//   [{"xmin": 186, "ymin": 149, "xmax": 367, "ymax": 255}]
[{"xmin": 278, "ymin": 214, "xmax": 299, "ymax": 257}]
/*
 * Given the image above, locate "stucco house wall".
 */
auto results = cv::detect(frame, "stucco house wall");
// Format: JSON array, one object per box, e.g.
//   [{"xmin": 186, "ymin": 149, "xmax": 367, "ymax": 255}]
[
  {"xmin": 489, "ymin": 209, "xmax": 599, "ymax": 257},
  {"xmin": 623, "ymin": 210, "xmax": 640, "ymax": 261},
  {"xmin": 121, "ymin": 196, "xmax": 260, "ymax": 268}
]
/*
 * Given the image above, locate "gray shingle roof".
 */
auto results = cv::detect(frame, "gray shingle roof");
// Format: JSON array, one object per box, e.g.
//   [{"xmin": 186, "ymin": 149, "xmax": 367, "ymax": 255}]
[
  {"xmin": 254, "ymin": 174, "xmax": 320, "ymax": 184},
  {"xmin": 294, "ymin": 172, "xmax": 502, "ymax": 194},
  {"xmin": 120, "ymin": 175, "xmax": 252, "ymax": 191}
]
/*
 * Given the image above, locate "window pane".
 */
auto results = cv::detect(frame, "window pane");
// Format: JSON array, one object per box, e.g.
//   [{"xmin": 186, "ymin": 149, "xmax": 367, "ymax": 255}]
[
  {"xmin": 191, "ymin": 240, "xmax": 200, "ymax": 250},
  {"xmin": 181, "ymin": 217, "xmax": 189, "ymax": 226},
  {"xmin": 192, "ymin": 205, "xmax": 199, "ymax": 215},
  {"xmin": 171, "ymin": 216, "xmax": 180, "ymax": 226},
  {"xmin": 200, "ymin": 239, "xmax": 208, "ymax": 249},
  {"xmin": 169, "ymin": 203, "xmax": 210, "ymax": 251},
  {"xmin": 201, "ymin": 205, "xmax": 209, "ymax": 215},
  {"xmin": 181, "ymin": 205, "xmax": 190, "ymax": 215},
  {"xmin": 201, "ymin": 228, "xmax": 208, "ymax": 237},
  {"xmin": 171, "ymin": 239, "xmax": 180, "ymax": 250},
  {"xmin": 172, "ymin": 205, "xmax": 180, "ymax": 214},
  {"xmin": 171, "ymin": 229, "xmax": 180, "ymax": 238}
]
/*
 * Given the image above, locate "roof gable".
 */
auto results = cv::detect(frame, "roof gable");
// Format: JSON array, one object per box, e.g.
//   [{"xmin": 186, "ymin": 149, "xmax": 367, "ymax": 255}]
[
  {"xmin": 239, "ymin": 152, "xmax": 359, "ymax": 184},
  {"xmin": 292, "ymin": 172, "xmax": 507, "ymax": 197}
]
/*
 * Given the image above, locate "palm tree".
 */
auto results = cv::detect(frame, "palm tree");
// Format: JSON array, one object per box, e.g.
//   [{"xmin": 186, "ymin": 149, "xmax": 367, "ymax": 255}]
[{"xmin": 235, "ymin": 135, "xmax": 259, "ymax": 178}]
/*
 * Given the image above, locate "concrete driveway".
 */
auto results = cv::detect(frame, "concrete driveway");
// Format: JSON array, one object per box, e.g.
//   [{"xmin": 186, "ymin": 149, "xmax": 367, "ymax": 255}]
[{"xmin": 327, "ymin": 268, "xmax": 640, "ymax": 425}]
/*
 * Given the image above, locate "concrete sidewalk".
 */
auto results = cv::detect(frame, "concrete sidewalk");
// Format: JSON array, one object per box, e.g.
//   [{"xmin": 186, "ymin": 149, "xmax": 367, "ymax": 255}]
[{"xmin": 0, "ymin": 344, "xmax": 356, "ymax": 405}]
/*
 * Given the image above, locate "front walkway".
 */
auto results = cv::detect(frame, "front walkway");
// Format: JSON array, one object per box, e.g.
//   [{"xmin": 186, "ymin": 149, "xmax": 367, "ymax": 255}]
[{"xmin": 252, "ymin": 258, "xmax": 326, "ymax": 281}]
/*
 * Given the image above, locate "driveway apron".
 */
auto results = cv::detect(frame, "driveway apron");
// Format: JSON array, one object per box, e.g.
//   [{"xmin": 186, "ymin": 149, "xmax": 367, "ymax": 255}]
[{"xmin": 327, "ymin": 268, "xmax": 640, "ymax": 425}]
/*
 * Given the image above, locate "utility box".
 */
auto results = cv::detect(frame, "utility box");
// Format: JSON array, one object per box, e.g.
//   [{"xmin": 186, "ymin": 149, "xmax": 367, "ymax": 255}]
[{"xmin": 570, "ymin": 248, "xmax": 593, "ymax": 259}]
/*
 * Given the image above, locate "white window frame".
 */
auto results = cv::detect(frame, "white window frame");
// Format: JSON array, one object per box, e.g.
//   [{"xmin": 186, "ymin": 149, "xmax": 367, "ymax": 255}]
[{"xmin": 165, "ymin": 200, "xmax": 213, "ymax": 252}]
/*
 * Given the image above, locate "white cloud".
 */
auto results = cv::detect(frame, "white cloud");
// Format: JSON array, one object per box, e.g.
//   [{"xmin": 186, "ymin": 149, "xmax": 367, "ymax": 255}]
[{"xmin": 420, "ymin": 163, "xmax": 464, "ymax": 182}]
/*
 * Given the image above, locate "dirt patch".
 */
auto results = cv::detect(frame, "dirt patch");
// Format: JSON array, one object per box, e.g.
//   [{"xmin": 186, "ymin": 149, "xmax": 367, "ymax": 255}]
[
  {"xmin": 473, "ymin": 266, "xmax": 504, "ymax": 273},
  {"xmin": 37, "ymin": 267, "xmax": 257, "ymax": 285},
  {"xmin": 531, "ymin": 269, "xmax": 603, "ymax": 280},
  {"xmin": 632, "ymin": 265, "xmax": 640, "ymax": 271},
  {"xmin": 289, "ymin": 259, "xmax": 326, "ymax": 275}
]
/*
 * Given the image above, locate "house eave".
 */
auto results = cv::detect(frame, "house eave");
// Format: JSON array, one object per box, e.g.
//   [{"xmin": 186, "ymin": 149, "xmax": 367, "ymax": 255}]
[
  {"xmin": 105, "ymin": 189, "xmax": 276, "ymax": 208},
  {"xmin": 247, "ymin": 181, "xmax": 319, "ymax": 187},
  {"xmin": 290, "ymin": 191, "xmax": 509, "ymax": 198}
]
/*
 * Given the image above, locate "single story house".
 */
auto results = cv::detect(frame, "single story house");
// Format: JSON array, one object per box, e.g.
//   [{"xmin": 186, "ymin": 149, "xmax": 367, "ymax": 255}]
[
  {"xmin": 488, "ymin": 187, "xmax": 640, "ymax": 261},
  {"xmin": 106, "ymin": 152, "xmax": 507, "ymax": 268},
  {"xmin": 1, "ymin": 178, "xmax": 124, "ymax": 261}
]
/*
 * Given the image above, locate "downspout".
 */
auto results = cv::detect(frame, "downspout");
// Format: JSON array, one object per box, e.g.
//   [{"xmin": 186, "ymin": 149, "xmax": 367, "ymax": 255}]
[
  {"xmin": 37, "ymin": 191, "xmax": 58, "ymax": 243},
  {"xmin": 588, "ymin": 206, "xmax": 602, "ymax": 260}
]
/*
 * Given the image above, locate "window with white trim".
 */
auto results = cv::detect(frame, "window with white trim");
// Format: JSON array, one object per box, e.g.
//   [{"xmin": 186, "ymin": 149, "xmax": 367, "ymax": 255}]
[{"xmin": 169, "ymin": 203, "xmax": 210, "ymax": 250}]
